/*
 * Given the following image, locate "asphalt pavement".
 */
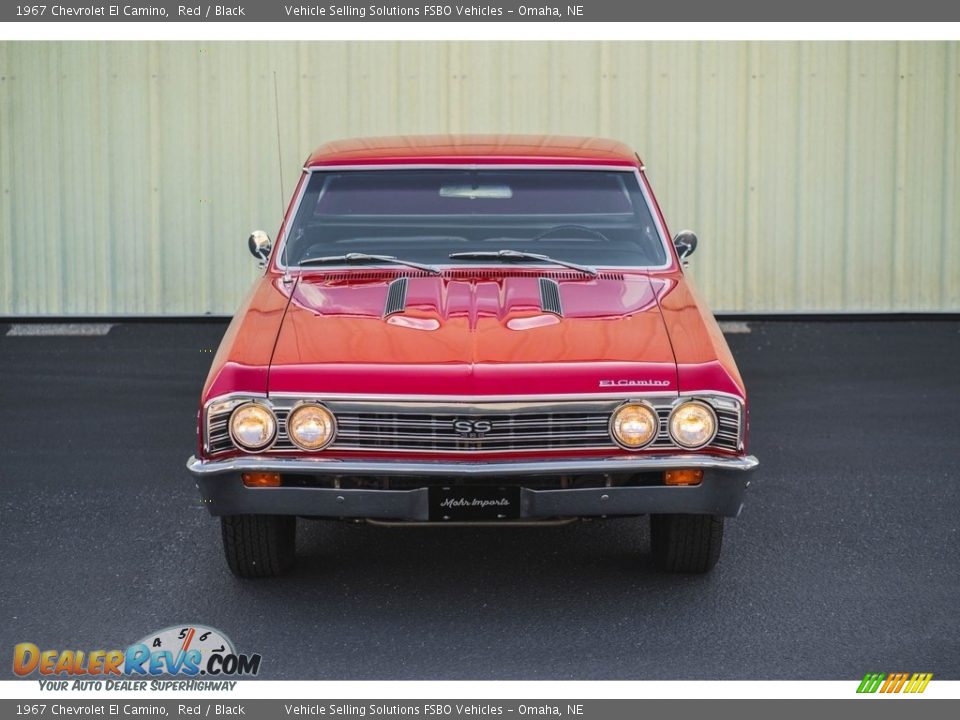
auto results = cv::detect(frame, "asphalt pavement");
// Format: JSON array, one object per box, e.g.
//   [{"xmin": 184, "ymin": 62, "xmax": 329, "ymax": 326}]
[{"xmin": 1, "ymin": 319, "xmax": 958, "ymax": 680}]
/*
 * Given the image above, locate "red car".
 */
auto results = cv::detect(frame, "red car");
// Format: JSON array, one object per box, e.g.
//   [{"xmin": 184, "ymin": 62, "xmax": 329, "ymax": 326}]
[{"xmin": 187, "ymin": 135, "xmax": 758, "ymax": 577}]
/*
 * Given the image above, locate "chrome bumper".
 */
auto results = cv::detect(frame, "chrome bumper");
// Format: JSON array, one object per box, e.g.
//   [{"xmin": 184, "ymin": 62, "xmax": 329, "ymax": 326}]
[
  {"xmin": 187, "ymin": 454, "xmax": 757, "ymax": 520},
  {"xmin": 186, "ymin": 454, "xmax": 758, "ymax": 478}
]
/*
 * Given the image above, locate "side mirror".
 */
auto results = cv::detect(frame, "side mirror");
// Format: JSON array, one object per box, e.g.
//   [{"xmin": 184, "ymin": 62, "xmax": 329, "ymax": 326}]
[
  {"xmin": 672, "ymin": 230, "xmax": 698, "ymax": 260},
  {"xmin": 248, "ymin": 231, "xmax": 272, "ymax": 265}
]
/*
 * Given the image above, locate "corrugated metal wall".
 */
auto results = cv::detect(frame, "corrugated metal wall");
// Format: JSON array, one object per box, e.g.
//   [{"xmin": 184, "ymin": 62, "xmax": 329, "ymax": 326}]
[{"xmin": 1, "ymin": 41, "xmax": 957, "ymax": 315}]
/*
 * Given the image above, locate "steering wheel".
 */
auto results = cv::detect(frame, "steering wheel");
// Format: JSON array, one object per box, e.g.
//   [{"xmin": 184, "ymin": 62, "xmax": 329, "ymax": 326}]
[{"xmin": 530, "ymin": 224, "xmax": 612, "ymax": 243}]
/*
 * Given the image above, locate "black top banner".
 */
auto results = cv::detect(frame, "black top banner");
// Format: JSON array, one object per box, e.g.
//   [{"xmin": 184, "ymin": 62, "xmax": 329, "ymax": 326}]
[{"xmin": 4, "ymin": 0, "xmax": 960, "ymax": 22}]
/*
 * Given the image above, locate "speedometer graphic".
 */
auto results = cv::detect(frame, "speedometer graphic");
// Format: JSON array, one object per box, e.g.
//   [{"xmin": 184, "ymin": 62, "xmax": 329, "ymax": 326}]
[{"xmin": 134, "ymin": 624, "xmax": 235, "ymax": 674}]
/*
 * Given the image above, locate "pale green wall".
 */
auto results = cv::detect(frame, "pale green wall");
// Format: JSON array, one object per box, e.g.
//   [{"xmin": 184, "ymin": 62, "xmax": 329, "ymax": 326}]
[{"xmin": 1, "ymin": 41, "xmax": 957, "ymax": 315}]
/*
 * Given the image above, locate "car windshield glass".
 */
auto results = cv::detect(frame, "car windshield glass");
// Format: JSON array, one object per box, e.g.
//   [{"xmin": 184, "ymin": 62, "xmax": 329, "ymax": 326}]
[{"xmin": 281, "ymin": 169, "xmax": 667, "ymax": 268}]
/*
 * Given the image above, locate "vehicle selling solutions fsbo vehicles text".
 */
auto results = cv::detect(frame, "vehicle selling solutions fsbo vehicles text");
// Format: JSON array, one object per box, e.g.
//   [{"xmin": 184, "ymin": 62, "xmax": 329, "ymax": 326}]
[
  {"xmin": 281, "ymin": 6, "xmax": 584, "ymax": 18},
  {"xmin": 283, "ymin": 705, "xmax": 524, "ymax": 716}
]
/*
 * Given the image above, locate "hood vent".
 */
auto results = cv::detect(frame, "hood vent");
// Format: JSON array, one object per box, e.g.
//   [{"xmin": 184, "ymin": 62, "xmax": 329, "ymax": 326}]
[
  {"xmin": 539, "ymin": 277, "xmax": 563, "ymax": 315},
  {"xmin": 383, "ymin": 277, "xmax": 409, "ymax": 316}
]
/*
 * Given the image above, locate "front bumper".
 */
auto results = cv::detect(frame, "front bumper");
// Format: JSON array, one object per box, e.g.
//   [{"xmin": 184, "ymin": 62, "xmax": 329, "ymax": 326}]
[{"xmin": 187, "ymin": 454, "xmax": 758, "ymax": 520}]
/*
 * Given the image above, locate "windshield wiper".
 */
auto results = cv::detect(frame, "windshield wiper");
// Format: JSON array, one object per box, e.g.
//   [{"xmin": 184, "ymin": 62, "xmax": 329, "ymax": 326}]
[
  {"xmin": 298, "ymin": 253, "xmax": 441, "ymax": 275},
  {"xmin": 448, "ymin": 249, "xmax": 597, "ymax": 276}
]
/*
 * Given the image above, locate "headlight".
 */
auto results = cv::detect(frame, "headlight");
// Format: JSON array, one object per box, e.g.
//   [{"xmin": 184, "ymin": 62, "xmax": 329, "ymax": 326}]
[
  {"xmin": 229, "ymin": 402, "xmax": 277, "ymax": 451},
  {"xmin": 287, "ymin": 403, "xmax": 337, "ymax": 451},
  {"xmin": 669, "ymin": 401, "xmax": 717, "ymax": 449},
  {"xmin": 610, "ymin": 402, "xmax": 659, "ymax": 450}
]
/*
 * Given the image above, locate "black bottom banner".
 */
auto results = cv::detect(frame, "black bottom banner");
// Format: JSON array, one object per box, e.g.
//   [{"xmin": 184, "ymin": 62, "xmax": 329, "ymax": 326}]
[{"xmin": 2, "ymin": 699, "xmax": 957, "ymax": 720}]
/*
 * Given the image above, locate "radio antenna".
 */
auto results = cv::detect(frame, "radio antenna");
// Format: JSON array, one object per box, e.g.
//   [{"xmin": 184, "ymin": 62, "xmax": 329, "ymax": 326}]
[{"xmin": 273, "ymin": 71, "xmax": 285, "ymax": 219}]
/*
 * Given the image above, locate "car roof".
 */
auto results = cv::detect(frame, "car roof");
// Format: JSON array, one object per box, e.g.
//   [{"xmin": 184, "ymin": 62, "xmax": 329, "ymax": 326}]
[{"xmin": 305, "ymin": 134, "xmax": 641, "ymax": 168}]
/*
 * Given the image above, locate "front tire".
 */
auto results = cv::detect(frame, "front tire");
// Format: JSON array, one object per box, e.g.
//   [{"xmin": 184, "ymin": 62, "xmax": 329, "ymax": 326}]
[
  {"xmin": 650, "ymin": 513, "xmax": 724, "ymax": 573},
  {"xmin": 221, "ymin": 514, "xmax": 296, "ymax": 578}
]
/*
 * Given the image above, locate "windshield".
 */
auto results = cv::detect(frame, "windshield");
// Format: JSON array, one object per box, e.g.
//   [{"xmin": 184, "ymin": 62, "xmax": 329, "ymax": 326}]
[{"xmin": 281, "ymin": 169, "xmax": 667, "ymax": 268}]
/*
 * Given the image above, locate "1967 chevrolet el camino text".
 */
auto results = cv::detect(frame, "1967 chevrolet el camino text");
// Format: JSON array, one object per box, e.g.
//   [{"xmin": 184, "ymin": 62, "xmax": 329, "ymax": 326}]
[{"xmin": 187, "ymin": 135, "xmax": 758, "ymax": 577}]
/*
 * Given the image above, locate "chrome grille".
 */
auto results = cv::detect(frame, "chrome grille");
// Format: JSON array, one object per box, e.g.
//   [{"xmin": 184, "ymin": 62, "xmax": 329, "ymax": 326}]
[
  {"xmin": 206, "ymin": 403, "xmax": 235, "ymax": 454},
  {"xmin": 205, "ymin": 396, "xmax": 744, "ymax": 456},
  {"xmin": 333, "ymin": 410, "xmax": 609, "ymax": 452},
  {"xmin": 713, "ymin": 407, "xmax": 742, "ymax": 451}
]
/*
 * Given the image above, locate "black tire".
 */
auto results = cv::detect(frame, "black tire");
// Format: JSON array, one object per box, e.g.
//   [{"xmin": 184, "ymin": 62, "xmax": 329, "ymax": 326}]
[
  {"xmin": 650, "ymin": 513, "xmax": 724, "ymax": 573},
  {"xmin": 220, "ymin": 514, "xmax": 296, "ymax": 578}
]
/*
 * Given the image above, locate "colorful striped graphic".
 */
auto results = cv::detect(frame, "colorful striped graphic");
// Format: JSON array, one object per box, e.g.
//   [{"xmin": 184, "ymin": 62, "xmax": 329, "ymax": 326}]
[{"xmin": 857, "ymin": 672, "xmax": 933, "ymax": 694}]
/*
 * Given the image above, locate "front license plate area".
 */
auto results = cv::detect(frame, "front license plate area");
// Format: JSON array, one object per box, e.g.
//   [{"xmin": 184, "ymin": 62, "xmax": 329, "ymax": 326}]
[{"xmin": 429, "ymin": 485, "xmax": 521, "ymax": 521}]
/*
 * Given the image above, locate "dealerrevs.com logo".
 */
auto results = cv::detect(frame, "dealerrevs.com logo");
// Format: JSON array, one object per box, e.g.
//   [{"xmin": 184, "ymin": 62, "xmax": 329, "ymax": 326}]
[{"xmin": 13, "ymin": 625, "xmax": 260, "ymax": 691}]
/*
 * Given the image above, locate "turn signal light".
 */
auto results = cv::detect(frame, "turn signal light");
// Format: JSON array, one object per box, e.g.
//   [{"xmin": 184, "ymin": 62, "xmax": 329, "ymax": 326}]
[
  {"xmin": 664, "ymin": 469, "xmax": 703, "ymax": 486},
  {"xmin": 242, "ymin": 472, "xmax": 281, "ymax": 488}
]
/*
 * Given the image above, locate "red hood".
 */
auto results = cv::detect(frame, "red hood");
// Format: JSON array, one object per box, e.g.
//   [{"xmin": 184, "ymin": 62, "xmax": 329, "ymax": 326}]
[{"xmin": 266, "ymin": 271, "xmax": 679, "ymax": 396}]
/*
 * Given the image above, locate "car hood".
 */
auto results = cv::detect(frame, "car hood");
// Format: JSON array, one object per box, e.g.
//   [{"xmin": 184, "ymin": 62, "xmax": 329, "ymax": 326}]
[{"xmin": 267, "ymin": 271, "xmax": 679, "ymax": 396}]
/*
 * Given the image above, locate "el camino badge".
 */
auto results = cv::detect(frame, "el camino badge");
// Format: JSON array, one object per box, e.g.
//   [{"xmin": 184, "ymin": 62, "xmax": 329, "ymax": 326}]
[{"xmin": 599, "ymin": 379, "xmax": 672, "ymax": 387}]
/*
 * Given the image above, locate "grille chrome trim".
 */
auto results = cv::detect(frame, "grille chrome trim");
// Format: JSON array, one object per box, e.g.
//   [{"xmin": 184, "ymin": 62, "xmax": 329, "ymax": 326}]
[{"xmin": 205, "ymin": 395, "xmax": 745, "ymax": 456}]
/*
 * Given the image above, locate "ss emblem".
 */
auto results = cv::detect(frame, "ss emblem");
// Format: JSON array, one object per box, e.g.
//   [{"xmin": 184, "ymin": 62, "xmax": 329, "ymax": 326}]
[{"xmin": 452, "ymin": 419, "xmax": 492, "ymax": 437}]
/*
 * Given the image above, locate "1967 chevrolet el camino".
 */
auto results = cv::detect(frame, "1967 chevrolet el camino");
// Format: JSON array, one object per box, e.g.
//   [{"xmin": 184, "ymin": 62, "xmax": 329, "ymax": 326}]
[{"xmin": 187, "ymin": 135, "xmax": 758, "ymax": 577}]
